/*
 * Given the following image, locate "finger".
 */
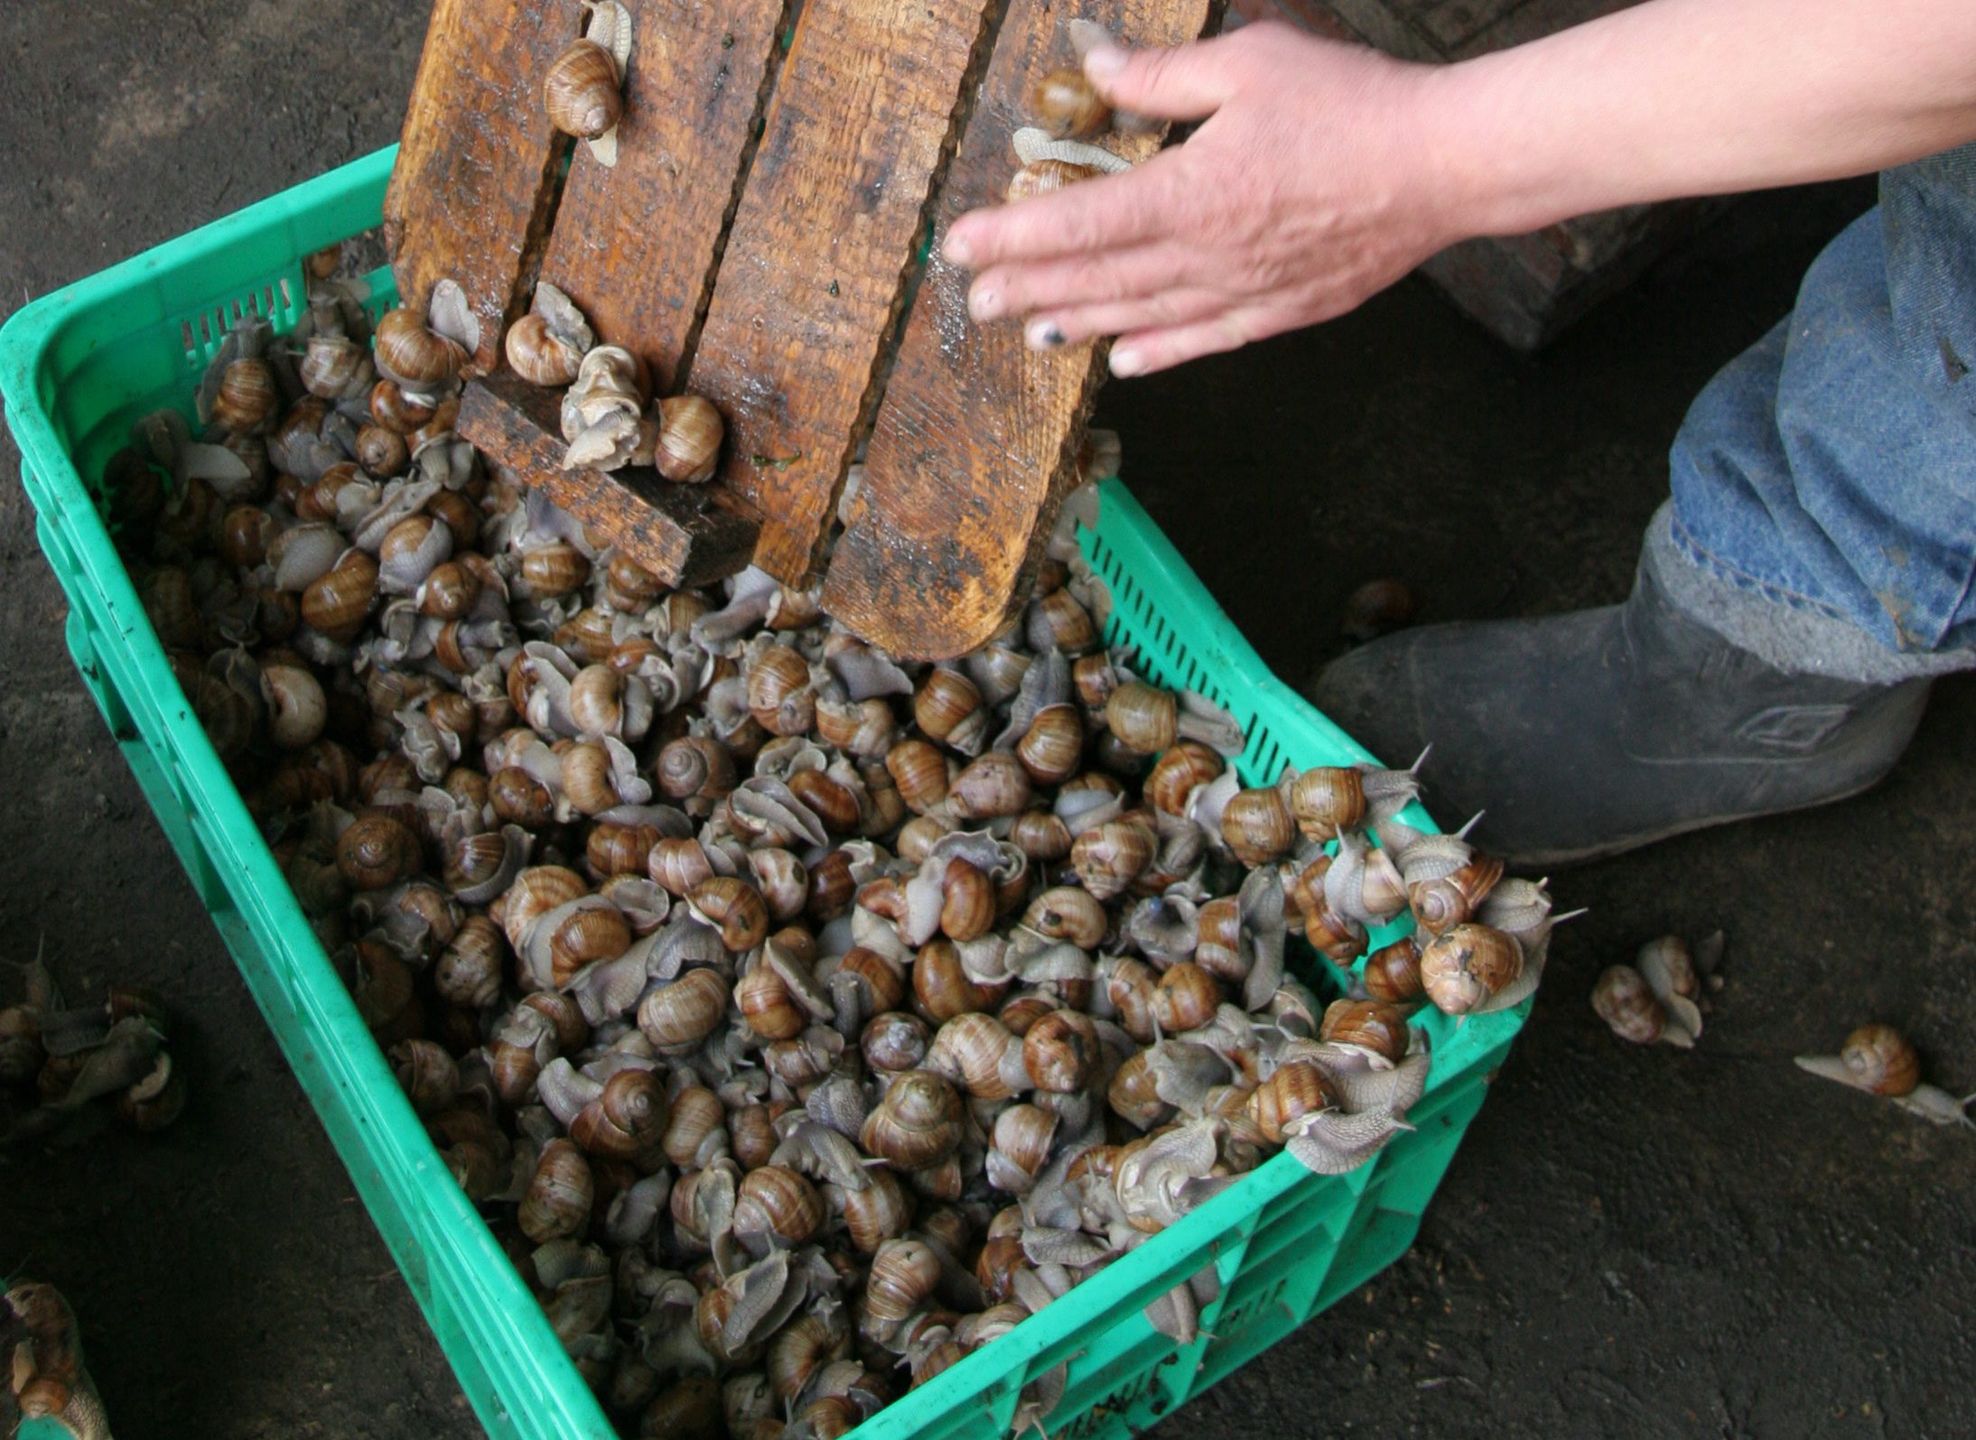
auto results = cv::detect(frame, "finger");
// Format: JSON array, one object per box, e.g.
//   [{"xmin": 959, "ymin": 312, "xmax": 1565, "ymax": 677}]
[
  {"xmin": 1020, "ymin": 289, "xmax": 1230, "ymax": 350},
  {"xmin": 944, "ymin": 154, "xmax": 1183, "ymax": 269},
  {"xmin": 966, "ymin": 242, "xmax": 1212, "ymax": 324},
  {"xmin": 1083, "ymin": 34, "xmax": 1243, "ymax": 121},
  {"xmin": 1109, "ymin": 309, "xmax": 1280, "ymax": 376}
]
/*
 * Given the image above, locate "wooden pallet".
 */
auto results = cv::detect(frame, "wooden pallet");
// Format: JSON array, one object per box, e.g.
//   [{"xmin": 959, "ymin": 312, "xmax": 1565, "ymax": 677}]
[{"xmin": 383, "ymin": 0, "xmax": 1218, "ymax": 658}]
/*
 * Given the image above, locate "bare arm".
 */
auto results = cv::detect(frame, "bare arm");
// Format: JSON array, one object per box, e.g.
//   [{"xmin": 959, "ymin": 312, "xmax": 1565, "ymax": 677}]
[{"xmin": 943, "ymin": 0, "xmax": 1976, "ymax": 375}]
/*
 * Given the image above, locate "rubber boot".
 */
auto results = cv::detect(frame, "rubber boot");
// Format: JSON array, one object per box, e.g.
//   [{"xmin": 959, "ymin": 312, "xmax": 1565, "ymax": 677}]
[{"xmin": 1308, "ymin": 561, "xmax": 1932, "ymax": 867}]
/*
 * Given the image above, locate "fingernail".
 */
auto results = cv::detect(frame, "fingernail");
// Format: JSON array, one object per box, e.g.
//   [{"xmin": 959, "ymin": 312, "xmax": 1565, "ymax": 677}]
[
  {"xmin": 1084, "ymin": 43, "xmax": 1127, "ymax": 80},
  {"xmin": 1110, "ymin": 347, "xmax": 1143, "ymax": 377},
  {"xmin": 944, "ymin": 229, "xmax": 976, "ymax": 266},
  {"xmin": 1026, "ymin": 320, "xmax": 1067, "ymax": 350},
  {"xmin": 969, "ymin": 287, "xmax": 1002, "ymax": 322}
]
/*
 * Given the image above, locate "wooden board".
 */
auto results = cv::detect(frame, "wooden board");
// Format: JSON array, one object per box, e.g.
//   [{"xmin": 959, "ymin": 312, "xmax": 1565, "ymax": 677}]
[
  {"xmin": 821, "ymin": 0, "xmax": 1218, "ymax": 659},
  {"xmin": 685, "ymin": 0, "xmax": 995, "ymax": 585},
  {"xmin": 383, "ymin": 0, "xmax": 587, "ymax": 372},
  {"xmin": 537, "ymin": 0, "xmax": 790, "ymax": 392},
  {"xmin": 456, "ymin": 371, "xmax": 759, "ymax": 588}
]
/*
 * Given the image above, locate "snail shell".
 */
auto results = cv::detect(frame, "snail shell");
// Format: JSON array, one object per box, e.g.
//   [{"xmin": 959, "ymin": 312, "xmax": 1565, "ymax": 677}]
[
  {"xmin": 434, "ymin": 914, "xmax": 505, "ymax": 1009},
  {"xmin": 375, "ymin": 306, "xmax": 465, "ymax": 388},
  {"xmin": 544, "ymin": 38, "xmax": 624, "ymax": 140},
  {"xmin": 733, "ymin": 1165, "xmax": 825, "ymax": 1252},
  {"xmin": 1006, "ymin": 159, "xmax": 1098, "ymax": 203},
  {"xmin": 1419, "ymin": 923, "xmax": 1524, "ymax": 1016},
  {"xmin": 505, "ymin": 313, "xmax": 584, "ymax": 387},
  {"xmin": 1590, "ymin": 964, "xmax": 1673, "ymax": 1047},
  {"xmin": 1837, "ymin": 1023, "xmax": 1920, "ymax": 1096},
  {"xmin": 911, "ymin": 937, "xmax": 1002, "ymax": 1022},
  {"xmin": 946, "ymin": 750, "xmax": 1033, "ymax": 821},
  {"xmin": 1022, "ymin": 1008, "xmax": 1099, "ymax": 1093},
  {"xmin": 688, "ymin": 875, "xmax": 770, "ymax": 952},
  {"xmin": 637, "ymin": 968, "xmax": 732, "ymax": 1054},
  {"xmin": 841, "ymin": 1165, "xmax": 914, "ymax": 1254},
  {"xmin": 655, "ymin": 394, "xmax": 724, "ymax": 484},
  {"xmin": 1152, "ymin": 962, "xmax": 1222, "ymax": 1034},
  {"xmin": 736, "ymin": 960, "xmax": 805, "ymax": 1042},
  {"xmin": 1319, "ymin": 999, "xmax": 1410, "ymax": 1063},
  {"xmin": 1286, "ymin": 768, "xmax": 1366, "ymax": 838},
  {"xmin": 519, "ymin": 1138, "xmax": 594, "ymax": 1243},
  {"xmin": 1246, "ymin": 1060, "xmax": 1340, "ymax": 1144},
  {"xmin": 336, "ymin": 813, "xmax": 421, "ymax": 891},
  {"xmin": 858, "ymin": 1069, "xmax": 964, "ymax": 1170},
  {"xmin": 1016, "ymin": 704, "xmax": 1085, "ymax": 784},
  {"xmin": 885, "ymin": 739, "xmax": 951, "ymax": 815},
  {"xmin": 927, "ymin": 1012, "xmax": 1024, "ymax": 1100},
  {"xmin": 571, "ymin": 1067, "xmax": 669, "ymax": 1160},
  {"xmin": 1360, "ymin": 936, "xmax": 1425, "ymax": 1005},
  {"xmin": 661, "ymin": 1087, "xmax": 729, "ymax": 1170},
  {"xmin": 1030, "ymin": 67, "xmax": 1111, "ymax": 139},
  {"xmin": 861, "ymin": 1010, "xmax": 932, "ymax": 1075},
  {"xmin": 1106, "ymin": 682, "xmax": 1178, "ymax": 754},
  {"xmin": 863, "ymin": 1238, "xmax": 943, "ymax": 1333},
  {"xmin": 1220, "ymin": 787, "xmax": 1296, "ymax": 867},
  {"xmin": 1070, "ymin": 818, "xmax": 1154, "ymax": 901},
  {"xmin": 1146, "ymin": 741, "xmax": 1223, "ymax": 817}
]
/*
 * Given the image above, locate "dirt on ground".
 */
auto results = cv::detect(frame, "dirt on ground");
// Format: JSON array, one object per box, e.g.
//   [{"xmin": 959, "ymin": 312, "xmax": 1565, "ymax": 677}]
[{"xmin": 1, "ymin": 3, "xmax": 1971, "ymax": 1438}]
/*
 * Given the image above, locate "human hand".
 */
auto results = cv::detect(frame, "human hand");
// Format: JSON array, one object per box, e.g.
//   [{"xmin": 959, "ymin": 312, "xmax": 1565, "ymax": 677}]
[{"xmin": 943, "ymin": 23, "xmax": 1466, "ymax": 375}]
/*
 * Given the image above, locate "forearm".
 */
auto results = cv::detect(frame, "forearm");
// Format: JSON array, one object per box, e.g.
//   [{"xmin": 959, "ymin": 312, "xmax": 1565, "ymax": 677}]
[{"xmin": 1426, "ymin": 0, "xmax": 1976, "ymax": 237}]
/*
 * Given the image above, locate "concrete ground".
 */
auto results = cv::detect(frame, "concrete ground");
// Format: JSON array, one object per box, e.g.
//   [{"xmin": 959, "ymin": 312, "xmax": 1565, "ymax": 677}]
[{"xmin": 2, "ymin": 2, "xmax": 1971, "ymax": 1437}]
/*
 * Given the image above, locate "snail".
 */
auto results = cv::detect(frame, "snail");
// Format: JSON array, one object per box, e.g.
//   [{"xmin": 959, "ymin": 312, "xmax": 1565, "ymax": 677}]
[
  {"xmin": 544, "ymin": 0, "xmax": 633, "ymax": 164},
  {"xmin": 1796, "ymin": 1024, "xmax": 1973, "ymax": 1127}
]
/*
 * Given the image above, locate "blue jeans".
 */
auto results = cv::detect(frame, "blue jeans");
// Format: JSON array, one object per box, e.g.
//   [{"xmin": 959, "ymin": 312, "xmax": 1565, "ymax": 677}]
[{"xmin": 1651, "ymin": 143, "xmax": 1976, "ymax": 683}]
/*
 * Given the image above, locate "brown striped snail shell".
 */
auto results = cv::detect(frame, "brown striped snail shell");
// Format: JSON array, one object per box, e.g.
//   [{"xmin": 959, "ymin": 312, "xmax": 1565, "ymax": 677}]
[
  {"xmin": 1030, "ymin": 67, "xmax": 1111, "ymax": 139},
  {"xmin": 1319, "ymin": 999, "xmax": 1410, "ymax": 1063},
  {"xmin": 544, "ymin": 38, "xmax": 623, "ymax": 141},
  {"xmin": 1419, "ymin": 923, "xmax": 1524, "ymax": 1016},
  {"xmin": 1245, "ymin": 1060, "xmax": 1340, "ymax": 1144},
  {"xmin": 1220, "ymin": 787, "xmax": 1296, "ymax": 867},
  {"xmin": 841, "ymin": 1165, "xmax": 915, "ymax": 1254},
  {"xmin": 655, "ymin": 394, "xmax": 725, "ymax": 484},
  {"xmin": 519, "ymin": 1138, "xmax": 594, "ymax": 1243},
  {"xmin": 732, "ymin": 1164, "xmax": 825, "ymax": 1251},
  {"xmin": 637, "ymin": 968, "xmax": 732, "ymax": 1054},
  {"xmin": 336, "ymin": 813, "xmax": 422, "ymax": 891},
  {"xmin": 858, "ymin": 1070, "xmax": 964, "ymax": 1171},
  {"xmin": 571, "ymin": 1067, "xmax": 669, "ymax": 1161}
]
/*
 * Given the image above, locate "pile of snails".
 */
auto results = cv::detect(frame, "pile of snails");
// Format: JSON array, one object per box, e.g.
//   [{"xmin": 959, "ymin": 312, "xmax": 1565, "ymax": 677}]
[
  {"xmin": 3, "ymin": 1280, "xmax": 110, "ymax": 1439},
  {"xmin": 101, "ymin": 242, "xmax": 1562, "ymax": 1439},
  {"xmin": 1, "ymin": 952, "xmax": 185, "ymax": 1150}
]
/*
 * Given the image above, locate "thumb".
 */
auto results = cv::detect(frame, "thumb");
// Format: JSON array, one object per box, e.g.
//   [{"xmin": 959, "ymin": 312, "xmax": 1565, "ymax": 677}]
[{"xmin": 1083, "ymin": 36, "xmax": 1237, "ymax": 121}]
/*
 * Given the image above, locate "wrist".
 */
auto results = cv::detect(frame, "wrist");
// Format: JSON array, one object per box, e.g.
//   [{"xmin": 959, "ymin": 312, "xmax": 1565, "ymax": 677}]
[{"xmin": 1409, "ymin": 47, "xmax": 1606, "ymax": 242}]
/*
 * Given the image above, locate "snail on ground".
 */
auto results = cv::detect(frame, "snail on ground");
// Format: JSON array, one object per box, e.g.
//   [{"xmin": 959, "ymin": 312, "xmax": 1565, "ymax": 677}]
[{"xmin": 1796, "ymin": 1024, "xmax": 1973, "ymax": 1128}]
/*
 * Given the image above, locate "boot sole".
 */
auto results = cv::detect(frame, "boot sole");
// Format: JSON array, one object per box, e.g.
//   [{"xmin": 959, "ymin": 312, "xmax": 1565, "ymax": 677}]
[{"xmin": 1504, "ymin": 768, "xmax": 1894, "ymax": 870}]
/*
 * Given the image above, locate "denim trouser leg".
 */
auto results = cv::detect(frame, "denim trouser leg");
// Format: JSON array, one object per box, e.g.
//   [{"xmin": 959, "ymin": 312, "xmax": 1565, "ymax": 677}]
[{"xmin": 1644, "ymin": 144, "xmax": 1976, "ymax": 684}]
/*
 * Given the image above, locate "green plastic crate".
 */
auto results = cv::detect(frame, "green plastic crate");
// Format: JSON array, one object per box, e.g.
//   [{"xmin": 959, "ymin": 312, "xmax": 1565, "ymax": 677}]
[{"xmin": 0, "ymin": 149, "xmax": 1529, "ymax": 1440}]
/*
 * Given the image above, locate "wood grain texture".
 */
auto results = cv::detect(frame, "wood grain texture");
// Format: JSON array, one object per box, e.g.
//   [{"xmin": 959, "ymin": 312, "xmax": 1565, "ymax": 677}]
[
  {"xmin": 687, "ymin": 0, "xmax": 995, "ymax": 585},
  {"xmin": 821, "ymin": 0, "xmax": 1217, "ymax": 660},
  {"xmin": 456, "ymin": 372, "xmax": 759, "ymax": 587},
  {"xmin": 538, "ymin": 0, "xmax": 790, "ymax": 391},
  {"xmin": 384, "ymin": 0, "xmax": 586, "ymax": 372}
]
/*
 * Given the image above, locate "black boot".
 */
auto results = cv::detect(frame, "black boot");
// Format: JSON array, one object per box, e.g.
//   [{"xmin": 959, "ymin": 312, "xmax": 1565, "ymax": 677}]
[{"xmin": 1308, "ymin": 563, "xmax": 1931, "ymax": 867}]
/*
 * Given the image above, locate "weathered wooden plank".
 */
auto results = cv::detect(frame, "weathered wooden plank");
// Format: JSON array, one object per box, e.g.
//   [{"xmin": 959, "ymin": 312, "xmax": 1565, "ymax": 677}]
[
  {"xmin": 537, "ymin": 0, "xmax": 790, "ymax": 392},
  {"xmin": 687, "ymin": 0, "xmax": 995, "ymax": 585},
  {"xmin": 822, "ymin": 0, "xmax": 1217, "ymax": 660},
  {"xmin": 384, "ymin": 0, "xmax": 585, "ymax": 373},
  {"xmin": 456, "ymin": 372, "xmax": 759, "ymax": 587}
]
